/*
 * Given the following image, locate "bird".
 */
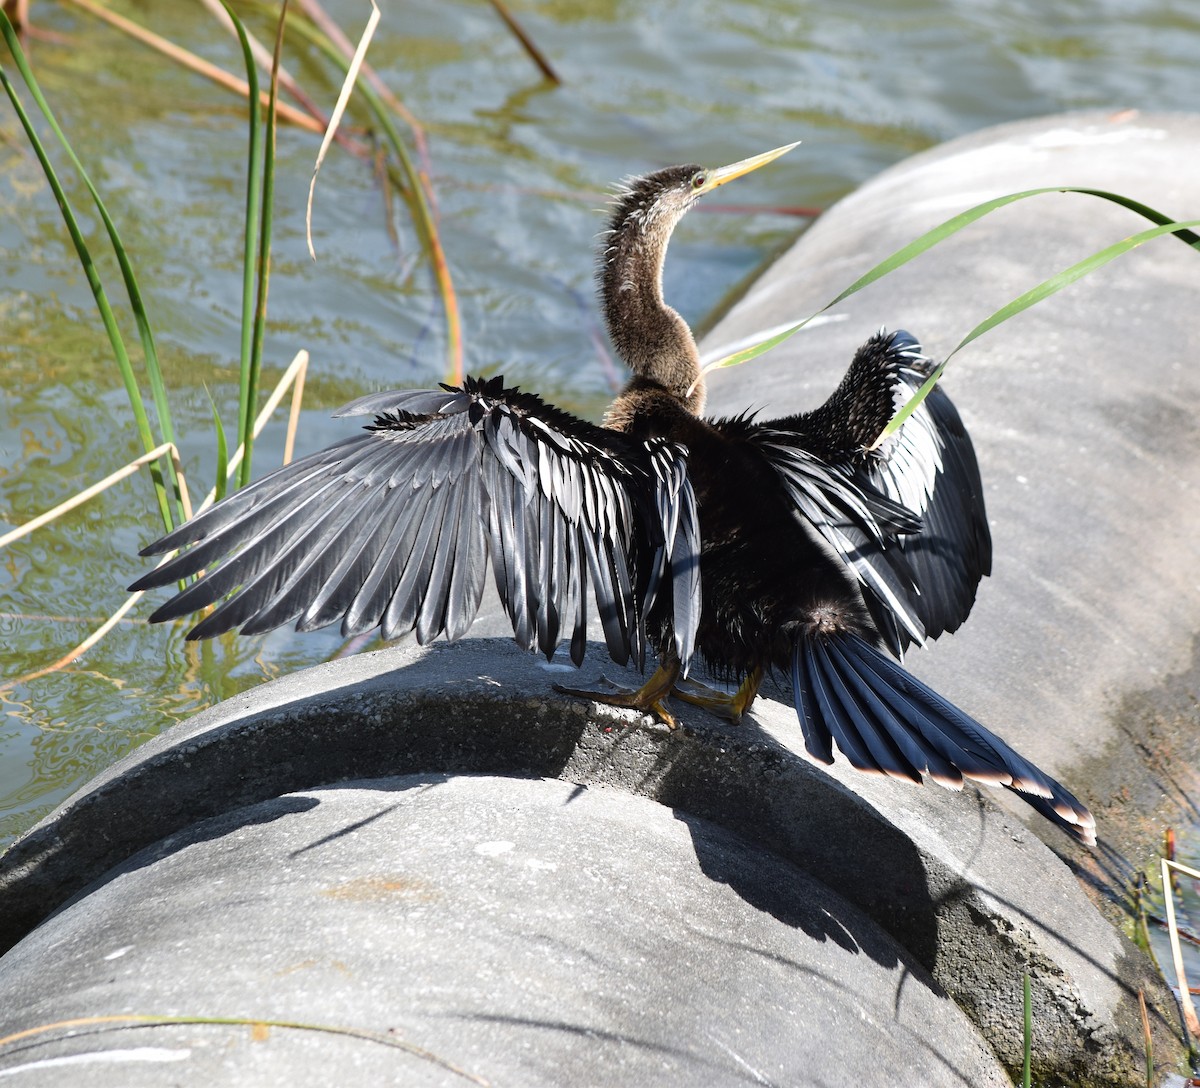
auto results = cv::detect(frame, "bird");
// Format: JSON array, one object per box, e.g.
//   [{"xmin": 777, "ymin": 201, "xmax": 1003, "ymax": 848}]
[{"xmin": 131, "ymin": 144, "xmax": 1095, "ymax": 844}]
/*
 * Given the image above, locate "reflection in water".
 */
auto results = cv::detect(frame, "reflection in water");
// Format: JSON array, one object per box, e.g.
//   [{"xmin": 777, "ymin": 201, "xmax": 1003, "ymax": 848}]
[{"xmin": 3, "ymin": 0, "xmax": 1200, "ymax": 849}]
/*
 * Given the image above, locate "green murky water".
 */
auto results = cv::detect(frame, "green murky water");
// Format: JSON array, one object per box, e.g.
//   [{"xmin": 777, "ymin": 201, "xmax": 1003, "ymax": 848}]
[{"xmin": 2, "ymin": 1, "xmax": 1200, "ymax": 856}]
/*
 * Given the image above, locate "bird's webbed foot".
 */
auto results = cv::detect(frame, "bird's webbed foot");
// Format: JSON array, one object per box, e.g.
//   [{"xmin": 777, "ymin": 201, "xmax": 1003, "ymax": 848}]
[
  {"xmin": 670, "ymin": 667, "xmax": 763, "ymax": 725},
  {"xmin": 554, "ymin": 661, "xmax": 681, "ymax": 729}
]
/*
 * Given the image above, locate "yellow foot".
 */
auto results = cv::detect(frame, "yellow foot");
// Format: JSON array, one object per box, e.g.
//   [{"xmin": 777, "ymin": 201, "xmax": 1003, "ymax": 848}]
[
  {"xmin": 554, "ymin": 662, "xmax": 681, "ymax": 729},
  {"xmin": 670, "ymin": 667, "xmax": 763, "ymax": 725}
]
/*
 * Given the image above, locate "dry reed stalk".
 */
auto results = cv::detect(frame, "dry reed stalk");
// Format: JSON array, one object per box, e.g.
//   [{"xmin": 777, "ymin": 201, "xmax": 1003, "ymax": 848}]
[{"xmin": 62, "ymin": 0, "xmax": 325, "ymax": 135}]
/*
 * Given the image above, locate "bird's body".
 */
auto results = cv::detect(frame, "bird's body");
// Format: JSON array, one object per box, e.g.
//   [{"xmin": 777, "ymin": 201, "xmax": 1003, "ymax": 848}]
[
  {"xmin": 628, "ymin": 338, "xmax": 992, "ymax": 681},
  {"xmin": 660, "ymin": 412, "xmax": 876, "ymax": 681},
  {"xmin": 132, "ymin": 145, "xmax": 1095, "ymax": 844}
]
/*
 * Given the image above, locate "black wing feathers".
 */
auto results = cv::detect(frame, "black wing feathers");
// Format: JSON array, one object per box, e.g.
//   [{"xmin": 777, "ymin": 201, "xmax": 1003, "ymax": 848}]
[
  {"xmin": 876, "ymin": 382, "xmax": 992, "ymax": 641},
  {"xmin": 857, "ymin": 331, "xmax": 992, "ymax": 647},
  {"xmin": 133, "ymin": 376, "xmax": 700, "ymax": 670},
  {"xmin": 723, "ymin": 416, "xmax": 929, "ymax": 655},
  {"xmin": 755, "ymin": 329, "xmax": 991, "ymax": 656}
]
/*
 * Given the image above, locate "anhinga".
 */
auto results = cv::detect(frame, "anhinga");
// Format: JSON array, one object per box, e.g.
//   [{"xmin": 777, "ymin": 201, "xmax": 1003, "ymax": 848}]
[{"xmin": 132, "ymin": 144, "xmax": 1095, "ymax": 844}]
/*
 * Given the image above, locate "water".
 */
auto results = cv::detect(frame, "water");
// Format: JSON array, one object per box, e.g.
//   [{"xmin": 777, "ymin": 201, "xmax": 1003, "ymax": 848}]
[
  {"xmin": 1142, "ymin": 850, "xmax": 1200, "ymax": 1026},
  {"xmin": 2, "ymin": 0, "xmax": 1200, "ymax": 852}
]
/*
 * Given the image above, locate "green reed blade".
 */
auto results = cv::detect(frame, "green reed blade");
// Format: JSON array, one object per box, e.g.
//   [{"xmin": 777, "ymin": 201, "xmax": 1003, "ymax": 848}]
[
  {"xmin": 1022, "ymin": 971, "xmax": 1032, "ymax": 1088},
  {"xmin": 875, "ymin": 216, "xmax": 1200, "ymax": 442},
  {"xmin": 206, "ymin": 387, "xmax": 230, "ymax": 505},
  {"xmin": 1, "ymin": 11, "xmax": 181, "ymax": 531},
  {"xmin": 238, "ymin": 0, "xmax": 286, "ymax": 489},
  {"xmin": 711, "ymin": 186, "xmax": 1200, "ymax": 373},
  {"xmin": 950, "ymin": 216, "xmax": 1200, "ymax": 359},
  {"xmin": 221, "ymin": 1, "xmax": 266, "ymax": 490}
]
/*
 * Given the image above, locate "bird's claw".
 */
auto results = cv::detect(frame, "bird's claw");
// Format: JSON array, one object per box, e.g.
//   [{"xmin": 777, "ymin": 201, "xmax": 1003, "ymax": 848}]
[
  {"xmin": 670, "ymin": 667, "xmax": 762, "ymax": 725},
  {"xmin": 553, "ymin": 662, "xmax": 682, "ymax": 729}
]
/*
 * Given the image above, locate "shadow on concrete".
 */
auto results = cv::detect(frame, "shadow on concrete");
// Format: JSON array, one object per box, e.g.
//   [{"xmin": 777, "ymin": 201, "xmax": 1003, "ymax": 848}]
[
  {"xmin": 677, "ymin": 808, "xmax": 872, "ymax": 957},
  {"xmin": 0, "ymin": 663, "xmax": 590, "ymax": 954}
]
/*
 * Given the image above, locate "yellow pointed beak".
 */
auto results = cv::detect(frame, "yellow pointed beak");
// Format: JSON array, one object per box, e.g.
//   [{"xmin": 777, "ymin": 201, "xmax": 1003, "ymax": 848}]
[{"xmin": 699, "ymin": 141, "xmax": 800, "ymax": 194}]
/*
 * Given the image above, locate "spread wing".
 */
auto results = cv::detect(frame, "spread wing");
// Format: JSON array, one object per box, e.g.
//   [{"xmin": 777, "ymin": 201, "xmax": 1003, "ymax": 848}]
[
  {"xmin": 751, "ymin": 329, "xmax": 991, "ymax": 657},
  {"xmin": 132, "ymin": 376, "xmax": 700, "ymax": 670},
  {"xmin": 862, "ymin": 332, "xmax": 992, "ymax": 644}
]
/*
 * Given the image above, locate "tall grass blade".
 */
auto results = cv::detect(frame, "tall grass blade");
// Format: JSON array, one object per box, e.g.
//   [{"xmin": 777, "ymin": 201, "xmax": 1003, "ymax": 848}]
[
  {"xmin": 873, "ymin": 216, "xmax": 1200, "ymax": 443},
  {"xmin": 708, "ymin": 185, "xmax": 1200, "ymax": 374},
  {"xmin": 225, "ymin": 1, "xmax": 264, "ymax": 491},
  {"xmin": 218, "ymin": 351, "xmax": 310, "ymax": 500},
  {"xmin": 1137, "ymin": 989, "xmax": 1154, "ymax": 1088},
  {"xmin": 1166, "ymin": 828, "xmax": 1182, "ymax": 895},
  {"xmin": 0, "ymin": 20, "xmax": 178, "ymax": 532},
  {"xmin": 1160, "ymin": 857, "xmax": 1200, "ymax": 1041},
  {"xmin": 1022, "ymin": 971, "xmax": 1032, "ymax": 1088},
  {"xmin": 207, "ymin": 390, "xmax": 230, "ymax": 505},
  {"xmin": 947, "ymin": 217, "xmax": 1200, "ymax": 359},
  {"xmin": 293, "ymin": 0, "xmax": 433, "ymax": 177},
  {"xmin": 238, "ymin": 0, "xmax": 286, "ymax": 489},
  {"xmin": 282, "ymin": 352, "xmax": 308, "ymax": 465}
]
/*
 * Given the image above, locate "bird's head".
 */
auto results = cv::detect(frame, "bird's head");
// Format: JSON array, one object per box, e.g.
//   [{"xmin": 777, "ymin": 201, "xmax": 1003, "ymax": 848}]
[
  {"xmin": 599, "ymin": 142, "xmax": 799, "ymax": 417},
  {"xmin": 605, "ymin": 142, "xmax": 800, "ymax": 247}
]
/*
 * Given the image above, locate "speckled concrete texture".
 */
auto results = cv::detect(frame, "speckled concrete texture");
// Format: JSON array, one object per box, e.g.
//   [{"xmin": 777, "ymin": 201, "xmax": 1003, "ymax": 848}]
[{"xmin": 0, "ymin": 775, "xmax": 1012, "ymax": 1087}]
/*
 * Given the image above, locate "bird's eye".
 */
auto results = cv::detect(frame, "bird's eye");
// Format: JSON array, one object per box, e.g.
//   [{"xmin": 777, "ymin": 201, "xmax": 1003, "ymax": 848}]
[{"xmin": 691, "ymin": 171, "xmax": 706, "ymax": 190}]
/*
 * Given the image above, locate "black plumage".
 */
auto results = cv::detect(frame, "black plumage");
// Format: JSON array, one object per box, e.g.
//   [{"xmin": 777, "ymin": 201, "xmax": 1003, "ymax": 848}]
[{"xmin": 132, "ymin": 144, "xmax": 1094, "ymax": 844}]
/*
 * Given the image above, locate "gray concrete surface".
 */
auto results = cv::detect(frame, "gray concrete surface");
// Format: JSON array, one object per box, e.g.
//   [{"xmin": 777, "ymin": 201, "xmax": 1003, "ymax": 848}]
[
  {"xmin": 2, "ymin": 109, "xmax": 1198, "ymax": 1085},
  {"xmin": 0, "ymin": 775, "xmax": 1010, "ymax": 1087},
  {"xmin": 0, "ymin": 638, "xmax": 1177, "ymax": 1084}
]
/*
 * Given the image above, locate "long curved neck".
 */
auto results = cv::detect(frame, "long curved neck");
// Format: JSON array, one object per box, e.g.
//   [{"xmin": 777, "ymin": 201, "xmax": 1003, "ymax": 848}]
[{"xmin": 598, "ymin": 206, "xmax": 706, "ymax": 418}]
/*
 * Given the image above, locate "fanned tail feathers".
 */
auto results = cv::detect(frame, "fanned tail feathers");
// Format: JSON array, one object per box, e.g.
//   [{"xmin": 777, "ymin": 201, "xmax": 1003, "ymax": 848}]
[{"xmin": 791, "ymin": 630, "xmax": 1095, "ymax": 844}]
